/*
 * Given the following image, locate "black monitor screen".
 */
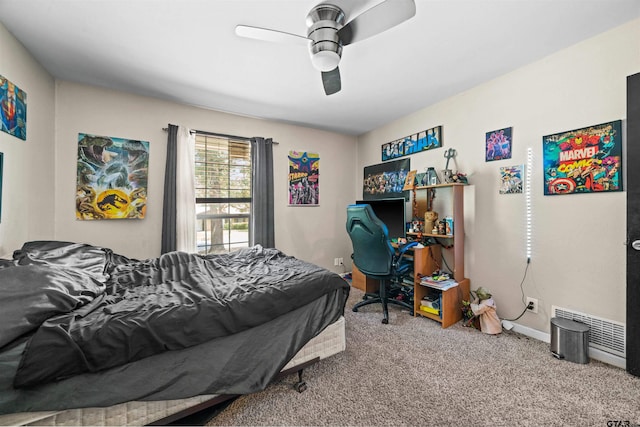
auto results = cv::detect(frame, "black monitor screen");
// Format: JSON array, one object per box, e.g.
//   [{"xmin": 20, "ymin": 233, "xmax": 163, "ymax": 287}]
[{"xmin": 355, "ymin": 197, "xmax": 407, "ymax": 240}]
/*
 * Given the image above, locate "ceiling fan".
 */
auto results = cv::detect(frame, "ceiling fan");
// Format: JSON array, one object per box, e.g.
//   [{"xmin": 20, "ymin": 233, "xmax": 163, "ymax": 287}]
[{"xmin": 235, "ymin": 0, "xmax": 416, "ymax": 95}]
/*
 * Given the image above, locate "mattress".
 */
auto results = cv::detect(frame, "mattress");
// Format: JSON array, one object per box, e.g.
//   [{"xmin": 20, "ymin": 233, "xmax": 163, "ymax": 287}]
[{"xmin": 0, "ymin": 316, "xmax": 346, "ymax": 426}]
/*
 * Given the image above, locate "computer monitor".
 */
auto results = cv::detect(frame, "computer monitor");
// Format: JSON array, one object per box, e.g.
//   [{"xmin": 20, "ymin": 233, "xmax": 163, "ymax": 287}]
[{"xmin": 355, "ymin": 197, "xmax": 407, "ymax": 240}]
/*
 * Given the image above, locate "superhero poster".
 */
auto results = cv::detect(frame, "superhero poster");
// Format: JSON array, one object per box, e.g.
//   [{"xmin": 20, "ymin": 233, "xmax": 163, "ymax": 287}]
[
  {"xmin": 288, "ymin": 151, "xmax": 319, "ymax": 206},
  {"xmin": 381, "ymin": 126, "xmax": 442, "ymax": 161},
  {"xmin": 543, "ymin": 120, "xmax": 622, "ymax": 195},
  {"xmin": 363, "ymin": 158, "xmax": 411, "ymax": 200},
  {"xmin": 0, "ymin": 75, "xmax": 27, "ymax": 140},
  {"xmin": 0, "ymin": 152, "xmax": 3, "ymax": 222},
  {"xmin": 76, "ymin": 133, "xmax": 149, "ymax": 219}
]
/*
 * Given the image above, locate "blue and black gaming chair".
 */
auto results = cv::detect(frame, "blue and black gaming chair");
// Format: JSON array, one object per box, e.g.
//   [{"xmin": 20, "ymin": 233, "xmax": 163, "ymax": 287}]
[{"xmin": 346, "ymin": 204, "xmax": 417, "ymax": 324}]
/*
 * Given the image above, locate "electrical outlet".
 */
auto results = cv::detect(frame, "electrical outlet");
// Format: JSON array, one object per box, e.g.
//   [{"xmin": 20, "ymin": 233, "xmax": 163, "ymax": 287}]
[
  {"xmin": 526, "ymin": 297, "xmax": 539, "ymax": 314},
  {"xmin": 338, "ymin": 258, "xmax": 344, "ymax": 265},
  {"xmin": 334, "ymin": 258, "xmax": 340, "ymax": 266}
]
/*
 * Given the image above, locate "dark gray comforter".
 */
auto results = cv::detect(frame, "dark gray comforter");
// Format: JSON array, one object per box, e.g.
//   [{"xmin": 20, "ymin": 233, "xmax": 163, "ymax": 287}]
[{"xmin": 0, "ymin": 241, "xmax": 349, "ymax": 414}]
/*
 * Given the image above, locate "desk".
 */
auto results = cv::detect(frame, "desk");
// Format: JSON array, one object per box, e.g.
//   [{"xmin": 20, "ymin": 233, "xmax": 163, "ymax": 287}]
[
  {"xmin": 351, "ymin": 264, "xmax": 379, "ymax": 293},
  {"xmin": 350, "ymin": 245, "xmax": 470, "ymax": 328}
]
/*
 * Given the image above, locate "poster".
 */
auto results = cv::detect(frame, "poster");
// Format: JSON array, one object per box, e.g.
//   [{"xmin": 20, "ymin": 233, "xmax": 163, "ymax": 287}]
[
  {"xmin": 543, "ymin": 120, "xmax": 622, "ymax": 195},
  {"xmin": 381, "ymin": 126, "xmax": 442, "ymax": 161},
  {"xmin": 76, "ymin": 133, "xmax": 149, "ymax": 219},
  {"xmin": 288, "ymin": 151, "xmax": 319, "ymax": 206},
  {"xmin": 363, "ymin": 158, "xmax": 411, "ymax": 200},
  {"xmin": 499, "ymin": 165, "xmax": 524, "ymax": 194},
  {"xmin": 0, "ymin": 75, "xmax": 27, "ymax": 140},
  {"xmin": 0, "ymin": 152, "xmax": 3, "ymax": 222},
  {"xmin": 486, "ymin": 127, "xmax": 512, "ymax": 161}
]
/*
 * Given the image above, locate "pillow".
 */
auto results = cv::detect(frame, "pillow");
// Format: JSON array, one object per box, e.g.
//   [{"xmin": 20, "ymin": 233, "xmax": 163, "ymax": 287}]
[
  {"xmin": 0, "ymin": 264, "xmax": 105, "ymax": 349},
  {"xmin": 13, "ymin": 241, "xmax": 110, "ymax": 282}
]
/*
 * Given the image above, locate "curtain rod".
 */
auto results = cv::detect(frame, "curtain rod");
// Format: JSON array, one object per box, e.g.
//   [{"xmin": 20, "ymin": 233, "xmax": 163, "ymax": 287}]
[{"xmin": 162, "ymin": 127, "xmax": 278, "ymax": 144}]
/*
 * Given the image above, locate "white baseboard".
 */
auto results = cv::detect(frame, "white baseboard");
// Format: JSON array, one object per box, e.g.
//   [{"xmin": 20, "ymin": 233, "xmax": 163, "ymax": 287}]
[{"xmin": 511, "ymin": 322, "xmax": 627, "ymax": 370}]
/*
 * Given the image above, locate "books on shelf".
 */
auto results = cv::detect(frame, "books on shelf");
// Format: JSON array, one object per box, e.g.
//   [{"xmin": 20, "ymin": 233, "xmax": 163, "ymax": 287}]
[
  {"xmin": 419, "ymin": 305, "xmax": 441, "ymax": 317},
  {"xmin": 420, "ymin": 277, "xmax": 458, "ymax": 291}
]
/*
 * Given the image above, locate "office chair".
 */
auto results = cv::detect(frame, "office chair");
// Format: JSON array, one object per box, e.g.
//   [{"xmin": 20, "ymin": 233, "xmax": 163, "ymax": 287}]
[{"xmin": 346, "ymin": 204, "xmax": 417, "ymax": 324}]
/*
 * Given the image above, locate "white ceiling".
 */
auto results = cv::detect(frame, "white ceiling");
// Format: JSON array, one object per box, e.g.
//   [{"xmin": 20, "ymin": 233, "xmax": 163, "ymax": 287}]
[{"xmin": 0, "ymin": 0, "xmax": 638, "ymax": 135}]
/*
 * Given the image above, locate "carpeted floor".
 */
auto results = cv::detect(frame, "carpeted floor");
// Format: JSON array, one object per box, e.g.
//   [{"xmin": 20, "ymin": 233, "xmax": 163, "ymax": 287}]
[{"xmin": 207, "ymin": 286, "xmax": 640, "ymax": 426}]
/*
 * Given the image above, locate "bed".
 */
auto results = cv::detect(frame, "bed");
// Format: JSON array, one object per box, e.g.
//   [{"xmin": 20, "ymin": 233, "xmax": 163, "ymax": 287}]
[{"xmin": 0, "ymin": 241, "xmax": 349, "ymax": 426}]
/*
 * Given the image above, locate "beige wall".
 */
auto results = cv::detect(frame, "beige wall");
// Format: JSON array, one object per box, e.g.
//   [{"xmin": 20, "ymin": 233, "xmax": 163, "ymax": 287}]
[
  {"xmin": 0, "ymin": 24, "xmax": 56, "ymax": 257},
  {"xmin": 357, "ymin": 19, "xmax": 640, "ymax": 331},
  {"xmin": 3, "ymin": 15, "xmax": 640, "ymax": 337},
  {"xmin": 53, "ymin": 81, "xmax": 357, "ymax": 270},
  {"xmin": 0, "ymin": 20, "xmax": 358, "ymax": 271}
]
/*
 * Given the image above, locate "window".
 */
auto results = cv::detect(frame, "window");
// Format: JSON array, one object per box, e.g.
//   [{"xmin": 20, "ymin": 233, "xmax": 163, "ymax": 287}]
[{"xmin": 194, "ymin": 133, "xmax": 251, "ymax": 254}]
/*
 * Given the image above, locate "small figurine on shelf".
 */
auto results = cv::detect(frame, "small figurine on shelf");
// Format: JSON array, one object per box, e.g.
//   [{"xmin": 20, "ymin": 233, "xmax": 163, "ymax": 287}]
[
  {"xmin": 451, "ymin": 172, "xmax": 469, "ymax": 184},
  {"xmin": 437, "ymin": 220, "xmax": 446, "ymax": 235},
  {"xmin": 424, "ymin": 210, "xmax": 438, "ymax": 234},
  {"xmin": 442, "ymin": 148, "xmax": 457, "ymax": 183},
  {"xmin": 444, "ymin": 217, "xmax": 454, "ymax": 235}
]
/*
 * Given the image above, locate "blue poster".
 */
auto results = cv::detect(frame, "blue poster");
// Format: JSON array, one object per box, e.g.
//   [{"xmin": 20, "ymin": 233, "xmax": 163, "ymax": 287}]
[{"xmin": 0, "ymin": 75, "xmax": 27, "ymax": 140}]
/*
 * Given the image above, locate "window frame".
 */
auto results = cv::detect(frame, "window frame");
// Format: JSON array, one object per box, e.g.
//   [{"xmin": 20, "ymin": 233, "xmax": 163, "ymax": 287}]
[{"xmin": 194, "ymin": 132, "xmax": 252, "ymax": 254}]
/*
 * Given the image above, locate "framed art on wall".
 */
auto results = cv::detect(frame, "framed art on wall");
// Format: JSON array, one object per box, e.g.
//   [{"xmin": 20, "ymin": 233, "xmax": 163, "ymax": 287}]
[
  {"xmin": 363, "ymin": 158, "xmax": 411, "ymax": 200},
  {"xmin": 486, "ymin": 127, "xmax": 512, "ymax": 161},
  {"xmin": 499, "ymin": 164, "xmax": 524, "ymax": 194},
  {"xmin": 288, "ymin": 151, "xmax": 319, "ymax": 206},
  {"xmin": 0, "ymin": 75, "xmax": 27, "ymax": 140},
  {"xmin": 76, "ymin": 133, "xmax": 149, "ymax": 219},
  {"xmin": 0, "ymin": 152, "xmax": 3, "ymax": 222},
  {"xmin": 543, "ymin": 120, "xmax": 622, "ymax": 195},
  {"xmin": 381, "ymin": 126, "xmax": 442, "ymax": 161}
]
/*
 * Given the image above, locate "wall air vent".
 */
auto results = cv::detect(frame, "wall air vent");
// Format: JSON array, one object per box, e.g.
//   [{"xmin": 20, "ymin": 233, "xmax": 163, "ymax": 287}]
[{"xmin": 552, "ymin": 306, "xmax": 626, "ymax": 358}]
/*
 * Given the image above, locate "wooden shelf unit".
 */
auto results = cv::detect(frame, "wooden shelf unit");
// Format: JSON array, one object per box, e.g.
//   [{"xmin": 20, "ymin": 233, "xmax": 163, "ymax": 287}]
[{"xmin": 412, "ymin": 182, "xmax": 470, "ymax": 328}]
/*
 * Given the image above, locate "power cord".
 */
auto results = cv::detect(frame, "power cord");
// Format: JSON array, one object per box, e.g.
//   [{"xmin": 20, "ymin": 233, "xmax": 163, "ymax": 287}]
[{"xmin": 501, "ymin": 258, "xmax": 531, "ymax": 322}]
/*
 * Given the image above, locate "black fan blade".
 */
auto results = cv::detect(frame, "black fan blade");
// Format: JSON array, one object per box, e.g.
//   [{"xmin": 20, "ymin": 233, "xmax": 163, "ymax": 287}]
[
  {"xmin": 322, "ymin": 67, "xmax": 341, "ymax": 95},
  {"xmin": 235, "ymin": 25, "xmax": 310, "ymax": 47},
  {"xmin": 338, "ymin": 0, "xmax": 416, "ymax": 46}
]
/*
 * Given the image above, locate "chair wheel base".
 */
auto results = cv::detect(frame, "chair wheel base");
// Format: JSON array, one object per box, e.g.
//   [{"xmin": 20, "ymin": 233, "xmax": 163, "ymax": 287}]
[{"xmin": 294, "ymin": 381, "xmax": 307, "ymax": 393}]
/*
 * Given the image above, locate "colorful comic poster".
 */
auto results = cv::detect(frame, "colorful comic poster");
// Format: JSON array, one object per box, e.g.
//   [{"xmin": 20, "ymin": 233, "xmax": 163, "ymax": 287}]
[
  {"xmin": 288, "ymin": 151, "xmax": 319, "ymax": 206},
  {"xmin": 76, "ymin": 133, "xmax": 149, "ymax": 219},
  {"xmin": 543, "ymin": 120, "xmax": 622, "ymax": 195},
  {"xmin": 381, "ymin": 126, "xmax": 442, "ymax": 161},
  {"xmin": 499, "ymin": 165, "xmax": 524, "ymax": 194},
  {"xmin": 363, "ymin": 158, "xmax": 411, "ymax": 200},
  {"xmin": 486, "ymin": 127, "xmax": 512, "ymax": 161},
  {"xmin": 0, "ymin": 75, "xmax": 27, "ymax": 140},
  {"xmin": 0, "ymin": 152, "xmax": 3, "ymax": 222}
]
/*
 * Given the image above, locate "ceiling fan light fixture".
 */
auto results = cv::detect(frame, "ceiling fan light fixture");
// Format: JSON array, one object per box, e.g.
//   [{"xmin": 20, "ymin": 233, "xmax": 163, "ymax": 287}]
[{"xmin": 310, "ymin": 49, "xmax": 341, "ymax": 72}]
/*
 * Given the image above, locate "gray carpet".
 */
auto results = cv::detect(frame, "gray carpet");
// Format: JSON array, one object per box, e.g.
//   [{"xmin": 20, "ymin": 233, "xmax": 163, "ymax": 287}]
[{"xmin": 208, "ymin": 287, "xmax": 640, "ymax": 426}]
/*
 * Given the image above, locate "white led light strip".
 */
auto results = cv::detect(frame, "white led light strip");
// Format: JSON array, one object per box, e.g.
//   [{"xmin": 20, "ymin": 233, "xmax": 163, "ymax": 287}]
[{"xmin": 526, "ymin": 148, "xmax": 533, "ymax": 262}]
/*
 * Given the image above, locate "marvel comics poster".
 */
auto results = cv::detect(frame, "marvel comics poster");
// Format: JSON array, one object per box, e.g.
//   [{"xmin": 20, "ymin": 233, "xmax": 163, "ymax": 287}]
[
  {"xmin": 0, "ymin": 75, "xmax": 27, "ymax": 140},
  {"xmin": 543, "ymin": 120, "xmax": 622, "ymax": 195},
  {"xmin": 76, "ymin": 133, "xmax": 149, "ymax": 219},
  {"xmin": 363, "ymin": 158, "xmax": 410, "ymax": 200},
  {"xmin": 288, "ymin": 151, "xmax": 319, "ymax": 206}
]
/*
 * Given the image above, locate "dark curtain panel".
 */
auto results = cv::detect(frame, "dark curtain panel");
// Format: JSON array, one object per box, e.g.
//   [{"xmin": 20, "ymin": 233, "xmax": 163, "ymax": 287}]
[
  {"xmin": 161, "ymin": 124, "xmax": 178, "ymax": 254},
  {"xmin": 250, "ymin": 137, "xmax": 275, "ymax": 248}
]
